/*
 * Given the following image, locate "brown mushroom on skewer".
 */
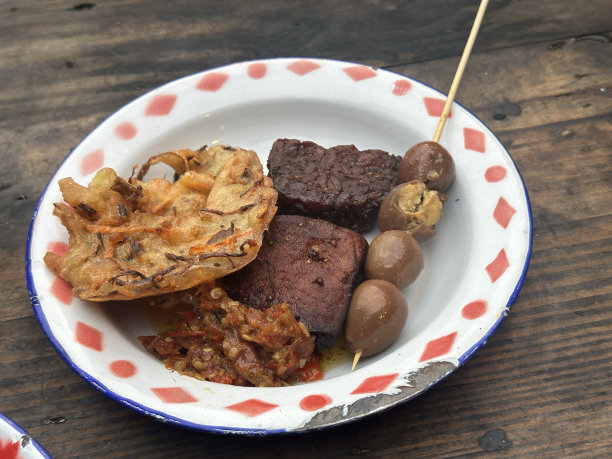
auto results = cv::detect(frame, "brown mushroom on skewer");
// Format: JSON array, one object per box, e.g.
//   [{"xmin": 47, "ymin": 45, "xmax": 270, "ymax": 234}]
[
  {"xmin": 349, "ymin": 0, "xmax": 490, "ymax": 371},
  {"xmin": 345, "ymin": 279, "xmax": 409, "ymax": 363}
]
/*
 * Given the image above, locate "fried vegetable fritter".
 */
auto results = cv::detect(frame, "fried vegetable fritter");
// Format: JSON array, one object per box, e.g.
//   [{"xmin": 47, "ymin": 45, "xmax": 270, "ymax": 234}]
[{"xmin": 44, "ymin": 145, "xmax": 277, "ymax": 301}]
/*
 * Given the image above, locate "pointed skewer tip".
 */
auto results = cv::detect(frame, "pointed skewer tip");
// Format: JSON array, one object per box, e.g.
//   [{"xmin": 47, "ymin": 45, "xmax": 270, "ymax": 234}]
[{"xmin": 351, "ymin": 351, "xmax": 363, "ymax": 372}]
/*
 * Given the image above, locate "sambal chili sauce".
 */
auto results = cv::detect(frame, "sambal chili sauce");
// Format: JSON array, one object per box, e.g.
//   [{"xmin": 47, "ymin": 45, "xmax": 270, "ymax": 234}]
[
  {"xmin": 295, "ymin": 353, "xmax": 323, "ymax": 382},
  {"xmin": 139, "ymin": 282, "xmax": 320, "ymax": 387}
]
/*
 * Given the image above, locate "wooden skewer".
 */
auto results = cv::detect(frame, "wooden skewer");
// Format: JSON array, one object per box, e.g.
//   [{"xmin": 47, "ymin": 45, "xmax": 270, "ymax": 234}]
[
  {"xmin": 350, "ymin": 1, "xmax": 489, "ymax": 374},
  {"xmin": 432, "ymin": 0, "xmax": 489, "ymax": 143},
  {"xmin": 351, "ymin": 351, "xmax": 363, "ymax": 372}
]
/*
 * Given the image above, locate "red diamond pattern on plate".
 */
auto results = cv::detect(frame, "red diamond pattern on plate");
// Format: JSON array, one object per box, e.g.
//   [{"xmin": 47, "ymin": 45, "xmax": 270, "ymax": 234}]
[
  {"xmin": 47, "ymin": 241, "xmax": 69, "ymax": 256},
  {"xmin": 50, "ymin": 276, "xmax": 72, "ymax": 305},
  {"xmin": 343, "ymin": 65, "xmax": 377, "ymax": 82},
  {"xmin": 485, "ymin": 165, "xmax": 507, "ymax": 182},
  {"xmin": 419, "ymin": 332, "xmax": 457, "ymax": 362},
  {"xmin": 145, "ymin": 94, "xmax": 177, "ymax": 116},
  {"xmin": 493, "ymin": 197, "xmax": 516, "ymax": 229},
  {"xmin": 0, "ymin": 439, "xmax": 20, "ymax": 459},
  {"xmin": 114, "ymin": 122, "xmax": 137, "ymax": 140},
  {"xmin": 80, "ymin": 149, "xmax": 104, "ymax": 176},
  {"xmin": 75, "ymin": 321, "xmax": 102, "ymax": 351},
  {"xmin": 226, "ymin": 399, "xmax": 278, "ymax": 417},
  {"xmin": 299, "ymin": 394, "xmax": 332, "ymax": 411},
  {"xmin": 248, "ymin": 62, "xmax": 267, "ymax": 79},
  {"xmin": 464, "ymin": 127, "xmax": 485, "ymax": 152},
  {"xmin": 423, "ymin": 97, "xmax": 450, "ymax": 118},
  {"xmin": 287, "ymin": 59, "xmax": 321, "ymax": 75},
  {"xmin": 486, "ymin": 249, "xmax": 509, "ymax": 282},
  {"xmin": 392, "ymin": 79, "xmax": 412, "ymax": 95},
  {"xmin": 109, "ymin": 360, "xmax": 137, "ymax": 378},
  {"xmin": 151, "ymin": 387, "xmax": 198, "ymax": 404},
  {"xmin": 196, "ymin": 72, "xmax": 229, "ymax": 91},
  {"xmin": 462, "ymin": 300, "xmax": 487, "ymax": 320},
  {"xmin": 351, "ymin": 373, "xmax": 398, "ymax": 394}
]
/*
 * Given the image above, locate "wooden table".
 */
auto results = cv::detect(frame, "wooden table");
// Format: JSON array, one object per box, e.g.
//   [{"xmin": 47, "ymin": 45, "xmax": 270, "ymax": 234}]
[{"xmin": 1, "ymin": 1, "xmax": 610, "ymax": 457}]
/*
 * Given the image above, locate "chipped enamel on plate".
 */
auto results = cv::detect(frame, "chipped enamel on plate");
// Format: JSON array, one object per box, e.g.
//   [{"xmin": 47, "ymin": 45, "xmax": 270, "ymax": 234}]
[
  {"xmin": 26, "ymin": 58, "xmax": 532, "ymax": 434},
  {"xmin": 0, "ymin": 413, "xmax": 51, "ymax": 458}
]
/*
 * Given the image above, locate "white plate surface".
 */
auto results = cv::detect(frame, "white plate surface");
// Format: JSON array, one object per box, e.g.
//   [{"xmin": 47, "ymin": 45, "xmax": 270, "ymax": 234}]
[{"xmin": 26, "ymin": 58, "xmax": 532, "ymax": 434}]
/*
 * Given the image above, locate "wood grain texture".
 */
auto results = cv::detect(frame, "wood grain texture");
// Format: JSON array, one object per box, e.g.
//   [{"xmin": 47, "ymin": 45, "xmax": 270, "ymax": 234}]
[{"xmin": 1, "ymin": 0, "xmax": 611, "ymax": 457}]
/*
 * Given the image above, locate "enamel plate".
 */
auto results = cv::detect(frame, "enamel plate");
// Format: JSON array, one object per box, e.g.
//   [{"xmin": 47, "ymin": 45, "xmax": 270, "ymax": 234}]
[
  {"xmin": 26, "ymin": 58, "xmax": 532, "ymax": 434},
  {"xmin": 0, "ymin": 413, "xmax": 50, "ymax": 458}
]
